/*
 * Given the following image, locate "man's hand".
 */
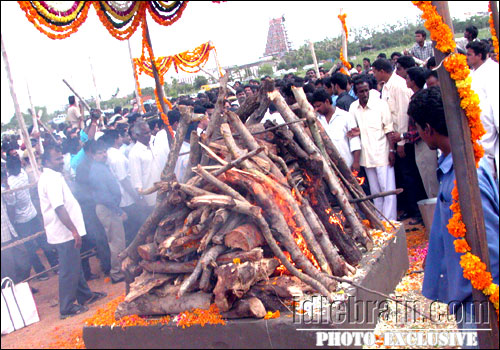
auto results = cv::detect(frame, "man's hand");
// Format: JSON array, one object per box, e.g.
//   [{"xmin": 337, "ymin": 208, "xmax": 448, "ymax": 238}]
[
  {"xmin": 347, "ymin": 127, "xmax": 360, "ymax": 139},
  {"xmin": 388, "ymin": 132, "xmax": 402, "ymax": 144},
  {"xmin": 351, "ymin": 161, "xmax": 361, "ymax": 173},
  {"xmin": 397, "ymin": 145, "xmax": 406, "ymax": 158},
  {"xmin": 72, "ymin": 231, "xmax": 82, "ymax": 249},
  {"xmin": 389, "ymin": 152, "xmax": 396, "ymax": 167}
]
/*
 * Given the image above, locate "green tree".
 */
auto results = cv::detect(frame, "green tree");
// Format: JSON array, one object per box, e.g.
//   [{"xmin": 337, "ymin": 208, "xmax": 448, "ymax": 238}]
[
  {"xmin": 194, "ymin": 75, "xmax": 208, "ymax": 89},
  {"xmin": 258, "ymin": 64, "xmax": 274, "ymax": 76}
]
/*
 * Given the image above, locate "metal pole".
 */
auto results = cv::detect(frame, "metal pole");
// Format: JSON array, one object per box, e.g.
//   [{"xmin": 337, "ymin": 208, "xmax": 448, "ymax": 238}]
[
  {"xmin": 432, "ymin": 2, "xmax": 499, "ymax": 347},
  {"xmin": 2, "ymin": 35, "xmax": 40, "ymax": 179}
]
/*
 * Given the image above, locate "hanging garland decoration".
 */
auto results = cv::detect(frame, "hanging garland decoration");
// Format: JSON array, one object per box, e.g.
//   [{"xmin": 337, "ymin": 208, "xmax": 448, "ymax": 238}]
[
  {"xmin": 489, "ymin": 2, "xmax": 499, "ymax": 61},
  {"xmin": 337, "ymin": 13, "xmax": 351, "ymax": 75},
  {"xmin": 172, "ymin": 41, "xmax": 214, "ymax": 73},
  {"xmin": 18, "ymin": 1, "xmax": 91, "ymax": 40},
  {"xmin": 413, "ymin": 1, "xmax": 498, "ymax": 319},
  {"xmin": 17, "ymin": 1, "xmax": 190, "ymax": 41},
  {"xmin": 146, "ymin": 1, "xmax": 189, "ymax": 27}
]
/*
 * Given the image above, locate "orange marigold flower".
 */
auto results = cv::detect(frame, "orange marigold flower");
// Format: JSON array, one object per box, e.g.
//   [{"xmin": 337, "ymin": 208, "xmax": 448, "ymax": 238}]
[{"xmin": 453, "ymin": 239, "xmax": 471, "ymax": 253}]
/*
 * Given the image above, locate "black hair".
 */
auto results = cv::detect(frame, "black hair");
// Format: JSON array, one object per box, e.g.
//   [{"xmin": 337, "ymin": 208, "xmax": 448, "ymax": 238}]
[
  {"xmin": 103, "ymin": 129, "xmax": 121, "ymax": 146},
  {"xmin": 425, "ymin": 69, "xmax": 438, "ymax": 80},
  {"xmin": 303, "ymin": 83, "xmax": 316, "ymax": 94},
  {"xmin": 356, "ymin": 64, "xmax": 362, "ymax": 68},
  {"xmin": 167, "ymin": 110, "xmax": 181, "ymax": 126},
  {"xmin": 466, "ymin": 41, "xmax": 488, "ymax": 60},
  {"xmin": 391, "ymin": 52, "xmax": 402, "ymax": 60},
  {"xmin": 41, "ymin": 144, "xmax": 62, "ymax": 166},
  {"xmin": 114, "ymin": 106, "xmax": 122, "ymax": 115},
  {"xmin": 185, "ymin": 121, "xmax": 199, "ymax": 142},
  {"xmin": 426, "ymin": 56, "xmax": 436, "ymax": 69},
  {"xmin": 58, "ymin": 123, "xmax": 67, "ymax": 132},
  {"xmin": 6, "ymin": 154, "xmax": 22, "ymax": 176},
  {"xmin": 330, "ymin": 72, "xmax": 348, "ymax": 90},
  {"xmin": 68, "ymin": 96, "xmax": 76, "ymax": 105},
  {"xmin": 406, "ymin": 67, "xmax": 426, "ymax": 89},
  {"xmin": 148, "ymin": 119, "xmax": 159, "ymax": 131},
  {"xmin": 193, "ymin": 105, "xmax": 206, "ymax": 114},
  {"xmin": 203, "ymin": 102, "xmax": 215, "ymax": 110},
  {"xmin": 311, "ymin": 88, "xmax": 331, "ymax": 105},
  {"xmin": 397, "ymin": 55, "xmax": 416, "ymax": 69},
  {"xmin": 249, "ymin": 79, "xmax": 259, "ymax": 85},
  {"xmin": 415, "ymin": 29, "xmax": 427, "ymax": 39},
  {"xmin": 371, "ymin": 58, "xmax": 393, "ymax": 73},
  {"xmin": 127, "ymin": 112, "xmax": 140, "ymax": 125},
  {"xmin": 322, "ymin": 77, "xmax": 332, "ymax": 89},
  {"xmin": 465, "ymin": 25, "xmax": 478, "ymax": 40},
  {"xmin": 352, "ymin": 74, "xmax": 372, "ymax": 94},
  {"xmin": 235, "ymin": 88, "xmax": 245, "ymax": 95},
  {"xmin": 377, "ymin": 53, "xmax": 387, "ymax": 59},
  {"xmin": 268, "ymin": 102, "xmax": 277, "ymax": 114},
  {"xmin": 90, "ymin": 139, "xmax": 108, "ymax": 154},
  {"xmin": 407, "ymin": 87, "xmax": 448, "ymax": 136},
  {"xmin": 306, "ymin": 68, "xmax": 315, "ymax": 74},
  {"xmin": 363, "ymin": 58, "xmax": 370, "ymax": 64}
]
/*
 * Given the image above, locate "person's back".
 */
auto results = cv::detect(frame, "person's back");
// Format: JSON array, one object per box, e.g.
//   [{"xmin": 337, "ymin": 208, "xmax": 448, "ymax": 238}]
[{"xmin": 6, "ymin": 168, "xmax": 37, "ymax": 224}]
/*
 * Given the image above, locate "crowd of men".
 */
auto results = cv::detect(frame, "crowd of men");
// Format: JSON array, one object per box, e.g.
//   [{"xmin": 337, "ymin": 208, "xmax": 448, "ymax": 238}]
[{"xmin": 1, "ymin": 27, "xmax": 498, "ymax": 322}]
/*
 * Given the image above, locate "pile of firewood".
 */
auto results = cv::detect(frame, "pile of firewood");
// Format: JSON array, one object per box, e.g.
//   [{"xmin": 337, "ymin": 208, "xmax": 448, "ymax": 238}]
[{"xmin": 115, "ymin": 77, "xmax": 391, "ymax": 320}]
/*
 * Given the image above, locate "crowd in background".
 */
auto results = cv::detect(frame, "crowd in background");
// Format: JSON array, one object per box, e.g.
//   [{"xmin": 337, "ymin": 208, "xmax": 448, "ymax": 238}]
[{"xmin": 1, "ymin": 27, "xmax": 498, "ymax": 319}]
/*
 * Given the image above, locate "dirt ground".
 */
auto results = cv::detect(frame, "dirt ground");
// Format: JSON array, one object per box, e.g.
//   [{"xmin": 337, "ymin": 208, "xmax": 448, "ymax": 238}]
[{"xmin": 1, "ymin": 255, "xmax": 126, "ymax": 349}]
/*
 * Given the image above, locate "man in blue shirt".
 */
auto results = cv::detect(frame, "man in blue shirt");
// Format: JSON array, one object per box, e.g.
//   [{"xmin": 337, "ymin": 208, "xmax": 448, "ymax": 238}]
[
  {"xmin": 89, "ymin": 139, "xmax": 126, "ymax": 284},
  {"xmin": 407, "ymin": 87, "xmax": 499, "ymax": 341}
]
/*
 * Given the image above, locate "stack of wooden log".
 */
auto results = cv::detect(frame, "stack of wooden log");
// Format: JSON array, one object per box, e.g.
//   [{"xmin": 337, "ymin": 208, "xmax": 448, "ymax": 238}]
[{"xmin": 115, "ymin": 77, "xmax": 391, "ymax": 320}]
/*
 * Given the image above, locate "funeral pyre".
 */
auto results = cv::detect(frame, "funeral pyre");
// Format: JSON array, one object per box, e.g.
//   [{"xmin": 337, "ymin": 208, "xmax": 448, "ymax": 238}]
[{"xmin": 115, "ymin": 77, "xmax": 395, "ymax": 320}]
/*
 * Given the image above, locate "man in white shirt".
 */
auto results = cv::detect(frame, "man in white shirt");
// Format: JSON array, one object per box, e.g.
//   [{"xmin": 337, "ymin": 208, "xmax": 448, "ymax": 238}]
[
  {"xmin": 104, "ymin": 130, "xmax": 142, "ymax": 245},
  {"xmin": 373, "ymin": 58, "xmax": 425, "ymax": 222},
  {"xmin": 38, "ymin": 145, "xmax": 106, "ymax": 319},
  {"xmin": 349, "ymin": 75, "xmax": 397, "ymax": 221},
  {"xmin": 311, "ymin": 88, "xmax": 361, "ymax": 169},
  {"xmin": 129, "ymin": 121, "xmax": 163, "ymax": 215},
  {"xmin": 467, "ymin": 41, "xmax": 499, "ymax": 182}
]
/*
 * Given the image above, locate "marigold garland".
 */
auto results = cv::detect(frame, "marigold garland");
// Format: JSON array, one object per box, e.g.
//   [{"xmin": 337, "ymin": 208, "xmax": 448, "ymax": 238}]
[
  {"xmin": 489, "ymin": 2, "xmax": 500, "ymax": 60},
  {"xmin": 414, "ymin": 1, "xmax": 498, "ymax": 318},
  {"xmin": 337, "ymin": 14, "xmax": 351, "ymax": 75}
]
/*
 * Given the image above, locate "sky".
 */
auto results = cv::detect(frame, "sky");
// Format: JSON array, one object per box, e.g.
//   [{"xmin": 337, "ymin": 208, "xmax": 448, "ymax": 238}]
[{"xmin": 0, "ymin": 1, "xmax": 492, "ymax": 124}]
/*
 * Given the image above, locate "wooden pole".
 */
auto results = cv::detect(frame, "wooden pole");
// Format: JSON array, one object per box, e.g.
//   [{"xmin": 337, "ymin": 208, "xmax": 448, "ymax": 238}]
[
  {"xmin": 144, "ymin": 19, "xmax": 173, "ymax": 148},
  {"xmin": 88, "ymin": 56, "xmax": 101, "ymax": 110},
  {"xmin": 491, "ymin": 1, "xmax": 499, "ymax": 45},
  {"xmin": 340, "ymin": 9, "xmax": 348, "ymax": 71},
  {"xmin": 432, "ymin": 2, "xmax": 499, "ymax": 348},
  {"xmin": 26, "ymin": 83, "xmax": 43, "ymax": 153},
  {"xmin": 1, "ymin": 35, "xmax": 40, "ymax": 179},
  {"xmin": 127, "ymin": 39, "xmax": 145, "ymax": 113},
  {"xmin": 308, "ymin": 41, "xmax": 321, "ymax": 79},
  {"xmin": 62, "ymin": 79, "xmax": 91, "ymax": 111}
]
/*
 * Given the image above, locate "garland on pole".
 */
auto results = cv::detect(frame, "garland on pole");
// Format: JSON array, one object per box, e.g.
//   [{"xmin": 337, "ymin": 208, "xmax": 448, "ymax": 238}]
[
  {"xmin": 337, "ymin": 13, "xmax": 351, "ymax": 75},
  {"xmin": 489, "ymin": 2, "xmax": 499, "ymax": 61},
  {"xmin": 413, "ymin": 0, "xmax": 498, "ymax": 319}
]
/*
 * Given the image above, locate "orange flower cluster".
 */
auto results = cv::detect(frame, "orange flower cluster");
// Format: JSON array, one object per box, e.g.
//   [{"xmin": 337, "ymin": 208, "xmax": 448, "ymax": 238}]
[
  {"xmin": 172, "ymin": 42, "xmax": 214, "ymax": 73},
  {"xmin": 489, "ymin": 3, "xmax": 500, "ymax": 60},
  {"xmin": 176, "ymin": 304, "xmax": 226, "ymax": 328},
  {"xmin": 93, "ymin": 1, "xmax": 145, "ymax": 41},
  {"xmin": 264, "ymin": 310, "xmax": 281, "ymax": 319},
  {"xmin": 412, "ymin": 1, "xmax": 456, "ymax": 53},
  {"xmin": 18, "ymin": 1, "xmax": 91, "ymax": 40},
  {"xmin": 338, "ymin": 13, "xmax": 348, "ymax": 41},
  {"xmin": 414, "ymin": 1, "xmax": 498, "ymax": 317}
]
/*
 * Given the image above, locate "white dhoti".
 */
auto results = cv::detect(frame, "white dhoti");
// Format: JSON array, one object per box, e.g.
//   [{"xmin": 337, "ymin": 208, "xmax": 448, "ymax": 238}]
[{"xmin": 365, "ymin": 165, "xmax": 397, "ymax": 221}]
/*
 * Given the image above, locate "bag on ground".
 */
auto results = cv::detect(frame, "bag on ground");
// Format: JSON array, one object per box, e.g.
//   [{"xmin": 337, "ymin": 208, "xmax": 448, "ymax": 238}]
[{"xmin": 1, "ymin": 277, "xmax": 40, "ymax": 335}]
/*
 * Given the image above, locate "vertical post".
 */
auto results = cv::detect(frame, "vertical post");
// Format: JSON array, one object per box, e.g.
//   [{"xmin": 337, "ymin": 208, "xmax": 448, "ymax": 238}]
[
  {"xmin": 432, "ymin": 2, "xmax": 499, "ymax": 348},
  {"xmin": 2, "ymin": 35, "xmax": 40, "ymax": 179},
  {"xmin": 88, "ymin": 56, "xmax": 101, "ymax": 110},
  {"xmin": 127, "ymin": 39, "xmax": 145, "ymax": 113},
  {"xmin": 308, "ymin": 41, "xmax": 320, "ymax": 79},
  {"xmin": 26, "ymin": 83, "xmax": 43, "ymax": 153},
  {"xmin": 144, "ymin": 19, "xmax": 173, "ymax": 147},
  {"xmin": 491, "ymin": 1, "xmax": 499, "ymax": 44}
]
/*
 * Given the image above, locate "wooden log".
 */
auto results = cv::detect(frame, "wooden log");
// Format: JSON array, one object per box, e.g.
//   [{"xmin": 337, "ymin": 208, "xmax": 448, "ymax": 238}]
[
  {"xmin": 161, "ymin": 105, "xmax": 192, "ymax": 182},
  {"xmin": 213, "ymin": 259, "xmax": 279, "ymax": 312},
  {"xmin": 125, "ymin": 271, "xmax": 173, "ymax": 303},
  {"xmin": 224, "ymin": 223, "xmax": 266, "ymax": 252},
  {"xmin": 140, "ymin": 259, "xmax": 198, "ymax": 274},
  {"xmin": 178, "ymin": 245, "xmax": 227, "ymax": 297},
  {"xmin": 252, "ymin": 275, "xmax": 314, "ymax": 299},
  {"xmin": 217, "ymin": 248, "xmax": 264, "ymax": 265},
  {"xmin": 184, "ymin": 130, "xmax": 201, "ymax": 182},
  {"xmin": 220, "ymin": 297, "xmax": 267, "ymax": 319},
  {"xmin": 271, "ymin": 89, "xmax": 372, "ymax": 250},
  {"xmin": 115, "ymin": 291, "xmax": 212, "ymax": 319},
  {"xmin": 137, "ymin": 243, "xmax": 159, "ymax": 261},
  {"xmin": 212, "ymin": 214, "xmax": 246, "ymax": 245},
  {"xmin": 245, "ymin": 78, "xmax": 275, "ymax": 126},
  {"xmin": 169, "ymin": 232, "xmax": 205, "ymax": 251},
  {"xmin": 199, "ymin": 265, "xmax": 213, "ymax": 292},
  {"xmin": 198, "ymin": 208, "xmax": 229, "ymax": 252},
  {"xmin": 236, "ymin": 93, "xmax": 260, "ymax": 123}
]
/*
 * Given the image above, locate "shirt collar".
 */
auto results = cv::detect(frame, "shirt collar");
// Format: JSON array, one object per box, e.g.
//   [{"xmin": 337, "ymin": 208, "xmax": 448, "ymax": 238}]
[{"xmin": 437, "ymin": 152, "xmax": 453, "ymax": 178}]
